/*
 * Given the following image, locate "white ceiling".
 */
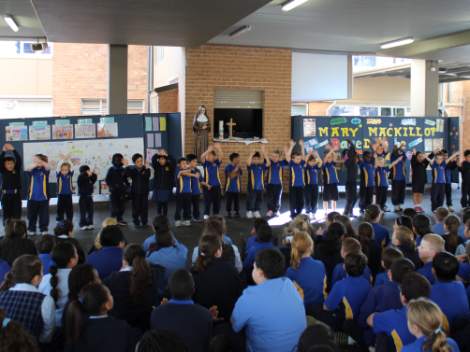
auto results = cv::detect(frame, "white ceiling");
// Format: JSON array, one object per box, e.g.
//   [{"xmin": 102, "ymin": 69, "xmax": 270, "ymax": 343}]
[{"xmin": 0, "ymin": 0, "xmax": 45, "ymax": 39}]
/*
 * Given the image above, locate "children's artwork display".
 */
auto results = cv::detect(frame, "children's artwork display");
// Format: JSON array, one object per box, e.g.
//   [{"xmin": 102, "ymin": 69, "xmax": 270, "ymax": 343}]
[
  {"xmin": 23, "ymin": 138, "xmax": 144, "ymax": 192},
  {"xmin": 97, "ymin": 123, "xmax": 118, "ymax": 137},
  {"xmin": 29, "ymin": 125, "xmax": 51, "ymax": 140},
  {"xmin": 5, "ymin": 125, "xmax": 28, "ymax": 141},
  {"xmin": 75, "ymin": 124, "xmax": 96, "ymax": 139},
  {"xmin": 52, "ymin": 124, "xmax": 73, "ymax": 140}
]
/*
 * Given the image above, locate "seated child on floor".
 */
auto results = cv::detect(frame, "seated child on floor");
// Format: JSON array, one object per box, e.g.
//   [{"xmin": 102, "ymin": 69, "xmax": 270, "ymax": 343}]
[
  {"xmin": 374, "ymin": 247, "xmax": 404, "ymax": 287},
  {"xmin": 331, "ymin": 238, "xmax": 371, "ymax": 287},
  {"xmin": 417, "ymin": 234, "xmax": 445, "ymax": 285},
  {"xmin": 243, "ymin": 224, "xmax": 278, "ymax": 271}
]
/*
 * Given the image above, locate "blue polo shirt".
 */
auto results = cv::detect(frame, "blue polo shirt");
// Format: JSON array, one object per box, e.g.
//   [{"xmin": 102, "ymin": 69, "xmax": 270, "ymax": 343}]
[
  {"xmin": 248, "ymin": 163, "xmax": 267, "ymax": 190},
  {"xmin": 267, "ymin": 160, "xmax": 287, "ymax": 185},
  {"xmin": 374, "ymin": 272, "xmax": 390, "ymax": 287},
  {"xmin": 417, "ymin": 262, "xmax": 436, "ymax": 285},
  {"xmin": 57, "ymin": 171, "xmax": 74, "ymax": 195},
  {"xmin": 325, "ymin": 276, "xmax": 371, "ymax": 321},
  {"xmin": 289, "ymin": 160, "xmax": 306, "ymax": 187},
  {"xmin": 231, "ymin": 277, "xmax": 307, "ymax": 352},
  {"xmin": 86, "ymin": 246, "xmax": 123, "ymax": 280},
  {"xmin": 432, "ymin": 162, "xmax": 447, "ymax": 184},
  {"xmin": 373, "ymin": 307, "xmax": 415, "ymax": 350},
  {"xmin": 376, "ymin": 152, "xmax": 389, "ymax": 161},
  {"xmin": 431, "ymin": 222, "xmax": 445, "ymax": 236},
  {"xmin": 175, "ymin": 168, "xmax": 191, "ymax": 194},
  {"xmin": 457, "ymin": 262, "xmax": 470, "ymax": 283},
  {"xmin": 372, "ymin": 223, "xmax": 390, "ymax": 249},
  {"xmin": 203, "ymin": 159, "xmax": 221, "ymax": 187},
  {"xmin": 331, "ymin": 263, "xmax": 372, "ymax": 288},
  {"xmin": 147, "ymin": 242, "xmax": 188, "ymax": 281},
  {"xmin": 224, "ymin": 164, "xmax": 242, "ymax": 193},
  {"xmin": 0, "ymin": 259, "xmax": 10, "ymax": 285},
  {"xmin": 430, "ymin": 281, "xmax": 469, "ymax": 335},
  {"xmin": 322, "ymin": 161, "xmax": 339, "ymax": 184},
  {"xmin": 360, "ymin": 160, "xmax": 375, "ymax": 187},
  {"xmin": 402, "ymin": 336, "xmax": 460, "ymax": 352},
  {"xmin": 376, "ymin": 167, "xmax": 390, "ymax": 187},
  {"xmin": 391, "ymin": 154, "xmax": 406, "ymax": 181},
  {"xmin": 444, "ymin": 163, "xmax": 454, "ymax": 185},
  {"xmin": 305, "ymin": 164, "xmax": 320, "ymax": 185},
  {"xmin": 38, "ymin": 253, "xmax": 51, "ymax": 275},
  {"xmin": 245, "ymin": 236, "xmax": 259, "ymax": 257},
  {"xmin": 190, "ymin": 169, "xmax": 204, "ymax": 196},
  {"xmin": 28, "ymin": 167, "xmax": 49, "ymax": 201},
  {"xmin": 243, "ymin": 242, "xmax": 278, "ymax": 271},
  {"xmin": 286, "ymin": 257, "xmax": 328, "ymax": 309},
  {"xmin": 458, "ymin": 225, "xmax": 465, "ymax": 240}
]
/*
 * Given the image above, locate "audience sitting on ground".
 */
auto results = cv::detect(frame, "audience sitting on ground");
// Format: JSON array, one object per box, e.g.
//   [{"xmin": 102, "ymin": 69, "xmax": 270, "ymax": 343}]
[
  {"xmin": 136, "ymin": 329, "xmax": 190, "ymax": 352},
  {"xmin": 54, "ymin": 220, "xmax": 87, "ymax": 265},
  {"xmin": 356, "ymin": 222, "xmax": 382, "ymax": 277},
  {"xmin": 280, "ymin": 226, "xmax": 298, "ymax": 269},
  {"xmin": 0, "ymin": 219, "xmax": 37, "ymax": 267},
  {"xmin": 244, "ymin": 218, "xmax": 269, "ymax": 258},
  {"xmin": 413, "ymin": 214, "xmax": 433, "ymax": 247},
  {"xmin": 296, "ymin": 323, "xmax": 339, "ymax": 352},
  {"xmin": 391, "ymin": 225, "xmax": 423, "ymax": 269},
  {"xmin": 243, "ymin": 224, "xmax": 278, "ymax": 272},
  {"xmin": 0, "ymin": 306, "xmax": 39, "ymax": 352},
  {"xmin": 364, "ymin": 205, "xmax": 390, "ymax": 249},
  {"xmin": 402, "ymin": 207, "xmax": 418, "ymax": 220},
  {"xmin": 417, "ymin": 233, "xmax": 445, "ymax": 285},
  {"xmin": 374, "ymin": 247, "xmax": 404, "ymax": 287},
  {"xmin": 88, "ymin": 217, "xmax": 119, "ymax": 255},
  {"xmin": 431, "ymin": 207, "xmax": 449, "ymax": 236},
  {"xmin": 313, "ymin": 221, "xmax": 345, "ymax": 281},
  {"xmin": 456, "ymin": 218, "xmax": 470, "ymax": 255},
  {"xmin": 142, "ymin": 215, "xmax": 170, "ymax": 252},
  {"xmin": 442, "ymin": 214, "xmax": 464, "ymax": 254},
  {"xmin": 36, "ymin": 234, "xmax": 55, "ymax": 275},
  {"xmin": 393, "ymin": 215, "xmax": 413, "ymax": 232}
]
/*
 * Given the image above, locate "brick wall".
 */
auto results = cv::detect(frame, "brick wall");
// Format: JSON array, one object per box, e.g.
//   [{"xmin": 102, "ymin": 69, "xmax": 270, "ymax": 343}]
[
  {"xmin": 156, "ymin": 88, "xmax": 178, "ymax": 113},
  {"xmin": 184, "ymin": 45, "xmax": 292, "ymax": 193},
  {"xmin": 53, "ymin": 44, "xmax": 148, "ymax": 116},
  {"xmin": 308, "ymin": 102, "xmax": 329, "ymax": 116}
]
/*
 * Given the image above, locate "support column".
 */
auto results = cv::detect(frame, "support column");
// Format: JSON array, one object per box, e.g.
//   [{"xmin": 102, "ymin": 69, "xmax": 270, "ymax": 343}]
[
  {"xmin": 410, "ymin": 59, "xmax": 439, "ymax": 116},
  {"xmin": 107, "ymin": 45, "xmax": 128, "ymax": 115}
]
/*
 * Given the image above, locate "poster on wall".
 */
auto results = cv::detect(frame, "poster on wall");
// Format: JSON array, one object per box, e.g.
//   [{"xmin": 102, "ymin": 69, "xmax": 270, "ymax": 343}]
[
  {"xmin": 5, "ymin": 126, "xmax": 28, "ymax": 141},
  {"xmin": 433, "ymin": 138, "xmax": 444, "ymax": 151},
  {"xmin": 52, "ymin": 124, "xmax": 73, "ymax": 140},
  {"xmin": 29, "ymin": 125, "xmax": 51, "ymax": 140},
  {"xmin": 75, "ymin": 124, "xmax": 96, "ymax": 139},
  {"xmin": 303, "ymin": 118, "xmax": 316, "ymax": 137},
  {"xmin": 97, "ymin": 123, "xmax": 118, "ymax": 137},
  {"xmin": 146, "ymin": 148, "xmax": 159, "ymax": 162}
]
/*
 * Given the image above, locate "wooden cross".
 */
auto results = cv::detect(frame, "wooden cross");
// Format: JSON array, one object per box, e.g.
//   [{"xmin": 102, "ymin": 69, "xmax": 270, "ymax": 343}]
[{"xmin": 226, "ymin": 118, "xmax": 236, "ymax": 140}]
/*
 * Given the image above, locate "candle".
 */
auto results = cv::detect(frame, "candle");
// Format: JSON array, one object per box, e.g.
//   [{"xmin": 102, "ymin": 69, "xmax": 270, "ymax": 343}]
[{"xmin": 219, "ymin": 120, "xmax": 224, "ymax": 139}]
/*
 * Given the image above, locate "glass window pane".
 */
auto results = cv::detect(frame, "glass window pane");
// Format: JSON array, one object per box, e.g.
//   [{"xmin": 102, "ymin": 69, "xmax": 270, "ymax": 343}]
[
  {"xmin": 381, "ymin": 108, "xmax": 392, "ymax": 116},
  {"xmin": 330, "ymin": 106, "xmax": 353, "ymax": 116},
  {"xmin": 395, "ymin": 108, "xmax": 405, "ymax": 117},
  {"xmin": 359, "ymin": 107, "xmax": 379, "ymax": 116}
]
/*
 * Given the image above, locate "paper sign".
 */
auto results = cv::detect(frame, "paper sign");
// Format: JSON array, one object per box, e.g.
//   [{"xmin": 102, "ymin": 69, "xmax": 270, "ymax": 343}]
[
  {"xmin": 303, "ymin": 118, "xmax": 316, "ymax": 137},
  {"xmin": 424, "ymin": 139, "xmax": 433, "ymax": 151},
  {"xmin": 433, "ymin": 138, "xmax": 443, "ymax": 150},
  {"xmin": 9, "ymin": 122, "xmax": 25, "ymax": 126},
  {"xmin": 159, "ymin": 117, "xmax": 166, "ymax": 131},
  {"xmin": 5, "ymin": 126, "xmax": 27, "ymax": 141},
  {"xmin": 33, "ymin": 121, "xmax": 48, "ymax": 126},
  {"xmin": 147, "ymin": 148, "xmax": 159, "ymax": 162},
  {"xmin": 154, "ymin": 133, "xmax": 162, "ymax": 148},
  {"xmin": 147, "ymin": 133, "xmax": 154, "ymax": 148},
  {"xmin": 436, "ymin": 119, "xmax": 444, "ymax": 132},
  {"xmin": 152, "ymin": 117, "xmax": 160, "ymax": 131},
  {"xmin": 75, "ymin": 124, "xmax": 96, "ymax": 138},
  {"xmin": 401, "ymin": 118, "xmax": 416, "ymax": 126},
  {"xmin": 52, "ymin": 124, "xmax": 74, "ymax": 140},
  {"xmin": 97, "ymin": 123, "xmax": 118, "ymax": 137},
  {"xmin": 145, "ymin": 116, "xmax": 152, "ymax": 131},
  {"xmin": 408, "ymin": 138, "xmax": 423, "ymax": 148},
  {"xmin": 315, "ymin": 140, "xmax": 329, "ymax": 149},
  {"xmin": 78, "ymin": 119, "xmax": 93, "ymax": 124},
  {"xmin": 330, "ymin": 118, "xmax": 347, "ymax": 125},
  {"xmin": 29, "ymin": 125, "xmax": 51, "ymax": 140},
  {"xmin": 100, "ymin": 117, "xmax": 115, "ymax": 124},
  {"xmin": 366, "ymin": 118, "xmax": 382, "ymax": 125},
  {"xmin": 55, "ymin": 119, "xmax": 71, "ymax": 125},
  {"xmin": 425, "ymin": 119, "xmax": 436, "ymax": 126},
  {"xmin": 351, "ymin": 118, "xmax": 361, "ymax": 124}
]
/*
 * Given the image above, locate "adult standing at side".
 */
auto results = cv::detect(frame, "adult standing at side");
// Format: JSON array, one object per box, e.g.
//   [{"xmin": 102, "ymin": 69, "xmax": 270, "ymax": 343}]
[{"xmin": 193, "ymin": 105, "xmax": 211, "ymax": 160}]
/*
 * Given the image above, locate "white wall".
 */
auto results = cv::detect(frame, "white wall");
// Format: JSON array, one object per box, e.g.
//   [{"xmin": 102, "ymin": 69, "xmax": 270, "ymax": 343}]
[{"xmin": 153, "ymin": 47, "xmax": 186, "ymax": 88}]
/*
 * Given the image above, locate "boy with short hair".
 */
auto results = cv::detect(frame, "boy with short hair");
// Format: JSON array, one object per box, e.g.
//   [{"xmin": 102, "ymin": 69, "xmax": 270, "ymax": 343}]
[
  {"xmin": 374, "ymin": 154, "xmax": 403, "ymax": 213},
  {"xmin": 285, "ymin": 139, "xmax": 306, "ymax": 219},
  {"xmin": 431, "ymin": 207, "xmax": 449, "ymax": 236},
  {"xmin": 458, "ymin": 149, "xmax": 470, "ymax": 210},
  {"xmin": 56, "ymin": 153, "xmax": 74, "ymax": 222},
  {"xmin": 27, "ymin": 153, "xmax": 51, "ymax": 236},
  {"xmin": 459, "ymin": 209, "xmax": 470, "ymax": 239},
  {"xmin": 125, "ymin": 153, "xmax": 151, "ymax": 227},
  {"xmin": 266, "ymin": 149, "xmax": 287, "ymax": 217},
  {"xmin": 142, "ymin": 214, "xmax": 170, "ymax": 251},
  {"xmin": 374, "ymin": 247, "xmax": 404, "ymax": 287},
  {"xmin": 321, "ymin": 144, "xmax": 340, "ymax": 214},
  {"xmin": 35, "ymin": 234, "xmax": 56, "ymax": 275},
  {"xmin": 430, "ymin": 252, "xmax": 469, "ymax": 335},
  {"xmin": 368, "ymin": 272, "xmax": 431, "ymax": 351},
  {"xmin": 309, "ymin": 250, "xmax": 371, "ymax": 331},
  {"xmin": 245, "ymin": 218, "xmax": 269, "ymax": 258},
  {"xmin": 243, "ymin": 224, "xmax": 278, "ymax": 271},
  {"xmin": 187, "ymin": 154, "xmax": 206, "ymax": 222},
  {"xmin": 200, "ymin": 143, "xmax": 223, "ymax": 219},
  {"xmin": 175, "ymin": 157, "xmax": 199, "ymax": 227},
  {"xmin": 417, "ymin": 233, "xmax": 445, "ymax": 285},
  {"xmin": 224, "ymin": 152, "xmax": 242, "ymax": 218},
  {"xmin": 246, "ymin": 145, "xmax": 271, "ymax": 219},
  {"xmin": 304, "ymin": 149, "xmax": 322, "ymax": 216},
  {"xmin": 232, "ymin": 248, "xmax": 307, "ymax": 352},
  {"xmin": 0, "ymin": 143, "xmax": 22, "ymax": 225},
  {"xmin": 331, "ymin": 238, "xmax": 371, "ymax": 288},
  {"xmin": 105, "ymin": 153, "xmax": 130, "ymax": 226},
  {"xmin": 77, "ymin": 165, "xmax": 97, "ymax": 230}
]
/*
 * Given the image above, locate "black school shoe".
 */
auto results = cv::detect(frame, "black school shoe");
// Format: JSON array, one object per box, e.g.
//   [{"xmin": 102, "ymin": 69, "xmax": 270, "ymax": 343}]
[{"xmin": 227, "ymin": 212, "xmax": 232, "ymax": 218}]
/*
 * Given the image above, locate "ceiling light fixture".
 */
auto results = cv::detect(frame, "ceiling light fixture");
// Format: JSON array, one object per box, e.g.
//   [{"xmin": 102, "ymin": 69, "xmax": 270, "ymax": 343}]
[
  {"xmin": 230, "ymin": 25, "xmax": 251, "ymax": 40},
  {"xmin": 282, "ymin": 0, "xmax": 309, "ymax": 11},
  {"xmin": 4, "ymin": 15, "xmax": 19, "ymax": 32},
  {"xmin": 380, "ymin": 37, "xmax": 414, "ymax": 49}
]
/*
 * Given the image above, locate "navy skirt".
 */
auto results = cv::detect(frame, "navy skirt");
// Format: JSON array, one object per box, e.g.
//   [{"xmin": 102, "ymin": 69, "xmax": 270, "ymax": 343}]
[{"xmin": 152, "ymin": 189, "xmax": 174, "ymax": 203}]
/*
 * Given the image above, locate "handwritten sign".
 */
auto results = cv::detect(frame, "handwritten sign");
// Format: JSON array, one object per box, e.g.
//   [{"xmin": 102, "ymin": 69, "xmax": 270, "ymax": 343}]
[
  {"xmin": 351, "ymin": 118, "xmax": 361, "ymax": 124},
  {"xmin": 401, "ymin": 118, "xmax": 416, "ymax": 126},
  {"xmin": 408, "ymin": 137, "xmax": 423, "ymax": 148},
  {"xmin": 330, "ymin": 118, "xmax": 347, "ymax": 125},
  {"xmin": 425, "ymin": 119, "xmax": 436, "ymax": 126},
  {"xmin": 315, "ymin": 139, "xmax": 329, "ymax": 149},
  {"xmin": 366, "ymin": 118, "xmax": 382, "ymax": 125}
]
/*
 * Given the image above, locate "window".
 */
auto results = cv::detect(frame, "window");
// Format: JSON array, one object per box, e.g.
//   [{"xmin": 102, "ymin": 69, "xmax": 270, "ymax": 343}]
[
  {"xmin": 329, "ymin": 105, "xmax": 410, "ymax": 117},
  {"xmin": 381, "ymin": 107, "xmax": 392, "ymax": 117},
  {"xmin": 156, "ymin": 46, "xmax": 164, "ymax": 63},
  {"xmin": 0, "ymin": 99, "xmax": 52, "ymax": 119},
  {"xmin": 0, "ymin": 41, "xmax": 53, "ymax": 58},
  {"xmin": 81, "ymin": 99, "xmax": 145, "ymax": 115},
  {"xmin": 291, "ymin": 104, "xmax": 308, "ymax": 116}
]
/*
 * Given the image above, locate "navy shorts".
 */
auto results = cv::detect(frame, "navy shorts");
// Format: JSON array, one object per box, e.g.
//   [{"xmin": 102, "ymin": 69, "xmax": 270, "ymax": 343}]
[
  {"xmin": 323, "ymin": 184, "xmax": 339, "ymax": 201},
  {"xmin": 412, "ymin": 182, "xmax": 425, "ymax": 194}
]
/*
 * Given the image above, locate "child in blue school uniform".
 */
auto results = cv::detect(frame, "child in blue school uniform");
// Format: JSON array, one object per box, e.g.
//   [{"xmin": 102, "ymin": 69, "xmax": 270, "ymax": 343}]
[
  {"xmin": 330, "ymin": 238, "xmax": 372, "ymax": 288},
  {"xmin": 359, "ymin": 147, "xmax": 375, "ymax": 216},
  {"xmin": 224, "ymin": 153, "xmax": 242, "ymax": 218},
  {"xmin": 368, "ymin": 272, "xmax": 431, "ymax": 352},
  {"xmin": 429, "ymin": 252, "xmax": 469, "ymax": 336},
  {"xmin": 344, "ymin": 258, "xmax": 415, "ymax": 349},
  {"xmin": 246, "ymin": 145, "xmax": 270, "ymax": 219},
  {"xmin": 243, "ymin": 224, "xmax": 278, "ymax": 272},
  {"xmin": 56, "ymin": 153, "xmax": 74, "ymax": 222},
  {"xmin": 142, "ymin": 215, "xmax": 170, "ymax": 252},
  {"xmin": 431, "ymin": 207, "xmax": 449, "ymax": 236},
  {"xmin": 374, "ymin": 247, "xmax": 404, "ymax": 287},
  {"xmin": 125, "ymin": 153, "xmax": 151, "ymax": 227},
  {"xmin": 364, "ymin": 205, "xmax": 390, "ymax": 250},
  {"xmin": 403, "ymin": 298, "xmax": 461, "ymax": 352},
  {"xmin": 36, "ymin": 234, "xmax": 55, "ymax": 275},
  {"xmin": 375, "ymin": 154, "xmax": 403, "ymax": 213},
  {"xmin": 200, "ymin": 143, "xmax": 223, "ymax": 219},
  {"xmin": 0, "ymin": 143, "xmax": 22, "ymax": 225},
  {"xmin": 343, "ymin": 139, "xmax": 359, "ymax": 217},
  {"xmin": 174, "ymin": 157, "xmax": 199, "ymax": 227},
  {"xmin": 321, "ymin": 145, "xmax": 340, "ymax": 214},
  {"xmin": 390, "ymin": 143, "xmax": 407, "ymax": 212},
  {"xmin": 266, "ymin": 149, "xmax": 288, "ymax": 217},
  {"xmin": 285, "ymin": 139, "xmax": 306, "ymax": 218},
  {"xmin": 105, "ymin": 153, "xmax": 130, "ymax": 226},
  {"xmin": 372, "ymin": 138, "xmax": 391, "ymax": 211},
  {"xmin": 245, "ymin": 218, "xmax": 269, "ymax": 258},
  {"xmin": 187, "ymin": 154, "xmax": 206, "ymax": 222},
  {"xmin": 304, "ymin": 150, "xmax": 322, "ymax": 216},
  {"xmin": 286, "ymin": 232, "xmax": 327, "ymax": 310},
  {"xmin": 417, "ymin": 234, "xmax": 445, "ymax": 285},
  {"xmin": 308, "ymin": 250, "xmax": 371, "ymax": 332},
  {"xmin": 77, "ymin": 165, "xmax": 98, "ymax": 230},
  {"xmin": 26, "ymin": 153, "xmax": 50, "ymax": 235}
]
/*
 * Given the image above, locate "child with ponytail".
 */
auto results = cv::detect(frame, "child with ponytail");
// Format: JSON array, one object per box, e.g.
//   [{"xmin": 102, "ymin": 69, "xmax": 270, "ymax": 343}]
[
  {"xmin": 0, "ymin": 219, "xmax": 37, "ymax": 266},
  {"xmin": 65, "ymin": 283, "xmax": 134, "ymax": 352},
  {"xmin": 280, "ymin": 226, "xmax": 298, "ymax": 270},
  {"xmin": 39, "ymin": 242, "xmax": 78, "ymax": 327},
  {"xmin": 286, "ymin": 232, "xmax": 327, "ymax": 310},
  {"xmin": 0, "ymin": 255, "xmax": 56, "ymax": 343},
  {"xmin": 54, "ymin": 219, "xmax": 87, "ymax": 264},
  {"xmin": 364, "ymin": 205, "xmax": 390, "ymax": 249},
  {"xmin": 392, "ymin": 226, "xmax": 423, "ymax": 269},
  {"xmin": 357, "ymin": 222, "xmax": 382, "ymax": 277},
  {"xmin": 442, "ymin": 215, "xmax": 464, "ymax": 254},
  {"xmin": 103, "ymin": 244, "xmax": 165, "ymax": 332},
  {"xmin": 192, "ymin": 234, "xmax": 241, "ymax": 321},
  {"xmin": 0, "ymin": 307, "xmax": 39, "ymax": 352},
  {"xmin": 403, "ymin": 298, "xmax": 460, "ymax": 352}
]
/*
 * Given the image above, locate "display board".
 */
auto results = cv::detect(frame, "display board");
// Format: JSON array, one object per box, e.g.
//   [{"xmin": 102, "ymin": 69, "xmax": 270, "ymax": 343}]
[{"xmin": 292, "ymin": 116, "xmax": 457, "ymax": 185}]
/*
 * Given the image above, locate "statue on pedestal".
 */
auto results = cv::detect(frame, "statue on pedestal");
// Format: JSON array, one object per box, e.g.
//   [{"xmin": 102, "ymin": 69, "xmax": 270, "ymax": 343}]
[{"xmin": 192, "ymin": 105, "xmax": 211, "ymax": 160}]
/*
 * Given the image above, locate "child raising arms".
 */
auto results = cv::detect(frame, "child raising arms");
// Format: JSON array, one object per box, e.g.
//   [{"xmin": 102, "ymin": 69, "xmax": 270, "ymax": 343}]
[
  {"xmin": 304, "ymin": 149, "xmax": 322, "ymax": 217},
  {"xmin": 322, "ymin": 144, "xmax": 340, "ymax": 213}
]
